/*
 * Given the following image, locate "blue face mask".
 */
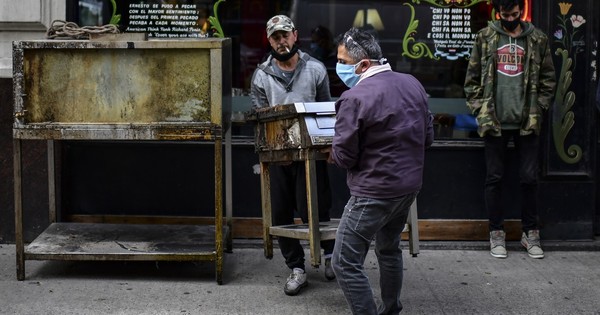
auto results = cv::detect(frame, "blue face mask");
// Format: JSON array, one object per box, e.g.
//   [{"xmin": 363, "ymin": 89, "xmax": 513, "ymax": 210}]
[{"xmin": 336, "ymin": 61, "xmax": 362, "ymax": 88}]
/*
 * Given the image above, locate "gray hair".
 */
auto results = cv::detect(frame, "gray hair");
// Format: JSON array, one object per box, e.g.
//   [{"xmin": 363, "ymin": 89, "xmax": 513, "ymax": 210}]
[{"xmin": 335, "ymin": 27, "xmax": 383, "ymax": 63}]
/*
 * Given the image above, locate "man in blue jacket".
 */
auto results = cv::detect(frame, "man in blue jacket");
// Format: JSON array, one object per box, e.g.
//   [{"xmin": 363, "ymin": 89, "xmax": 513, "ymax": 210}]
[{"xmin": 326, "ymin": 27, "xmax": 433, "ymax": 315}]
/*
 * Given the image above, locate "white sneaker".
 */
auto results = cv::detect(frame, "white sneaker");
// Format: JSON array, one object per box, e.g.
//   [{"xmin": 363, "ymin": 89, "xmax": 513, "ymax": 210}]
[
  {"xmin": 284, "ymin": 268, "xmax": 307, "ymax": 296},
  {"xmin": 490, "ymin": 230, "xmax": 507, "ymax": 258},
  {"xmin": 521, "ymin": 230, "xmax": 544, "ymax": 259}
]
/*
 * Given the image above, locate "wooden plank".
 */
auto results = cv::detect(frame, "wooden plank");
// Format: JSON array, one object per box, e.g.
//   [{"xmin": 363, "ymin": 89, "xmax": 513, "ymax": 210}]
[
  {"xmin": 25, "ymin": 223, "xmax": 221, "ymax": 259},
  {"xmin": 269, "ymin": 220, "xmax": 339, "ymax": 241},
  {"xmin": 66, "ymin": 215, "xmax": 522, "ymax": 241}
]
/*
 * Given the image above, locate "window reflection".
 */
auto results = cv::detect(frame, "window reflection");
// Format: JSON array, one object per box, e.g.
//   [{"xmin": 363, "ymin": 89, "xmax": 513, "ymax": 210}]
[{"xmin": 73, "ymin": 0, "xmax": 496, "ymax": 140}]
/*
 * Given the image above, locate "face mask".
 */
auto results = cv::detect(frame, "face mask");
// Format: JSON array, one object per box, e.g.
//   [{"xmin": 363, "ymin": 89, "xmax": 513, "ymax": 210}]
[
  {"xmin": 500, "ymin": 18, "xmax": 520, "ymax": 32},
  {"xmin": 270, "ymin": 45, "xmax": 299, "ymax": 61},
  {"xmin": 336, "ymin": 61, "xmax": 362, "ymax": 88}
]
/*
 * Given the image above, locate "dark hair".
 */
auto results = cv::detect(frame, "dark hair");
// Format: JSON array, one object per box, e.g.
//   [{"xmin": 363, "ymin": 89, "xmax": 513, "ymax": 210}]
[
  {"xmin": 334, "ymin": 27, "xmax": 383, "ymax": 63},
  {"xmin": 491, "ymin": 0, "xmax": 524, "ymax": 12}
]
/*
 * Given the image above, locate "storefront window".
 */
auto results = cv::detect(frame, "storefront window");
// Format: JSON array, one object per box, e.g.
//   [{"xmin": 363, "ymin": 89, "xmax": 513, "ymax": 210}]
[{"xmin": 70, "ymin": 0, "xmax": 533, "ymax": 140}]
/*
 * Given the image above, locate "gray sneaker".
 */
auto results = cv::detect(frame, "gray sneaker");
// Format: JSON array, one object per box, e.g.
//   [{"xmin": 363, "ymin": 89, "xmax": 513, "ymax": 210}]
[
  {"xmin": 324, "ymin": 258, "xmax": 335, "ymax": 280},
  {"xmin": 490, "ymin": 230, "xmax": 507, "ymax": 258},
  {"xmin": 521, "ymin": 230, "xmax": 544, "ymax": 259},
  {"xmin": 284, "ymin": 268, "xmax": 308, "ymax": 296}
]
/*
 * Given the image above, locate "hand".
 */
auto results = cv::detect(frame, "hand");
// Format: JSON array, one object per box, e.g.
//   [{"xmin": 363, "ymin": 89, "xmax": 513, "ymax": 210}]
[{"xmin": 320, "ymin": 147, "xmax": 334, "ymax": 164}]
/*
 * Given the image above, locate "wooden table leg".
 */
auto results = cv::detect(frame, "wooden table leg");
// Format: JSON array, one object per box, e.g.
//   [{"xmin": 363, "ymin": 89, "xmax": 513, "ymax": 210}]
[
  {"xmin": 214, "ymin": 139, "xmax": 224, "ymax": 284},
  {"xmin": 305, "ymin": 158, "xmax": 321, "ymax": 267},
  {"xmin": 408, "ymin": 199, "xmax": 420, "ymax": 257},
  {"xmin": 260, "ymin": 162, "xmax": 273, "ymax": 259},
  {"xmin": 14, "ymin": 139, "xmax": 25, "ymax": 280},
  {"xmin": 224, "ymin": 130, "xmax": 233, "ymax": 253}
]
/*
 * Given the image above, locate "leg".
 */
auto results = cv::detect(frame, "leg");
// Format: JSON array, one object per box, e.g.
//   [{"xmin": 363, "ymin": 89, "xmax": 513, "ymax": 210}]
[
  {"xmin": 514, "ymin": 134, "xmax": 540, "ymax": 232},
  {"xmin": 333, "ymin": 196, "xmax": 377, "ymax": 315},
  {"xmin": 304, "ymin": 158, "xmax": 321, "ymax": 267},
  {"xmin": 297, "ymin": 161, "xmax": 335, "ymax": 260},
  {"xmin": 483, "ymin": 133, "xmax": 510, "ymax": 231},
  {"xmin": 333, "ymin": 195, "xmax": 413, "ymax": 315},
  {"xmin": 315, "ymin": 161, "xmax": 335, "ymax": 256},
  {"xmin": 376, "ymin": 193, "xmax": 415, "ymax": 315},
  {"xmin": 271, "ymin": 163, "xmax": 305, "ymax": 270}
]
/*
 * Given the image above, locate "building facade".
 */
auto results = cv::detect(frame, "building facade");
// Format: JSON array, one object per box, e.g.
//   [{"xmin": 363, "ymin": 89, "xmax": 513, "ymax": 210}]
[{"xmin": 0, "ymin": 0, "xmax": 599, "ymax": 242}]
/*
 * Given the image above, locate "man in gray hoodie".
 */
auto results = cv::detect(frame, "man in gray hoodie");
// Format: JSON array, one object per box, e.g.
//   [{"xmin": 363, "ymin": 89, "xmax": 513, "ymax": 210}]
[
  {"xmin": 464, "ymin": 0, "xmax": 555, "ymax": 259},
  {"xmin": 250, "ymin": 14, "xmax": 334, "ymax": 296}
]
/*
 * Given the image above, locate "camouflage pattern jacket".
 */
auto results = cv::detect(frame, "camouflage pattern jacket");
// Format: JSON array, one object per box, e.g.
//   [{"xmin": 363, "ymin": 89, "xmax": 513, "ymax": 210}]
[{"xmin": 464, "ymin": 21, "xmax": 556, "ymax": 137}]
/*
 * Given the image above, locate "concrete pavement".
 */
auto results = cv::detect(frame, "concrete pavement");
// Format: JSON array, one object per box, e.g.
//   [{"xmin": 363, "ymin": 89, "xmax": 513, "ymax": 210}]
[{"xmin": 1, "ymin": 241, "xmax": 600, "ymax": 314}]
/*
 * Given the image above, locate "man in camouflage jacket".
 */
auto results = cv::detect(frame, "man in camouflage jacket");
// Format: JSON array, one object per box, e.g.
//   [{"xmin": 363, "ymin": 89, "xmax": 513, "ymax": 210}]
[
  {"xmin": 464, "ymin": 0, "xmax": 555, "ymax": 260},
  {"xmin": 464, "ymin": 22, "xmax": 555, "ymax": 137}
]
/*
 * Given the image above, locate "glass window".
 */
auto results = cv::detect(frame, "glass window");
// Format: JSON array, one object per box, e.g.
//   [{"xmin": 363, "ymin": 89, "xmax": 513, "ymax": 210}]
[{"xmin": 72, "ymin": 0, "xmax": 536, "ymax": 140}]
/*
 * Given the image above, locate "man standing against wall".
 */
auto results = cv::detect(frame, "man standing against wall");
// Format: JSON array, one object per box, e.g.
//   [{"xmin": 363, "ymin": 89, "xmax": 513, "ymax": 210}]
[
  {"xmin": 327, "ymin": 27, "xmax": 433, "ymax": 314},
  {"xmin": 250, "ymin": 14, "xmax": 335, "ymax": 296},
  {"xmin": 464, "ymin": 0, "xmax": 556, "ymax": 259}
]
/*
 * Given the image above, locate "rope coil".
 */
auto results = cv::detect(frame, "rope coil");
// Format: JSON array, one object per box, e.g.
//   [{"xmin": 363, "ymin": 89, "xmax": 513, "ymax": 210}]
[{"xmin": 46, "ymin": 20, "xmax": 120, "ymax": 40}]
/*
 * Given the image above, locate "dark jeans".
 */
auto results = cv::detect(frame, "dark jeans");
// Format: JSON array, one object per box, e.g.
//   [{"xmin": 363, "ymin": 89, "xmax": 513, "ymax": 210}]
[
  {"xmin": 484, "ymin": 130, "xmax": 539, "ymax": 232},
  {"xmin": 270, "ymin": 161, "xmax": 335, "ymax": 270},
  {"xmin": 332, "ymin": 193, "xmax": 416, "ymax": 315}
]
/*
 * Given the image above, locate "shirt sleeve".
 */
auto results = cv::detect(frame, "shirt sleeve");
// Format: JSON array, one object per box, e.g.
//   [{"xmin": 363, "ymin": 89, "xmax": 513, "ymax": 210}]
[
  {"xmin": 250, "ymin": 69, "xmax": 269, "ymax": 108},
  {"xmin": 332, "ymin": 97, "xmax": 360, "ymax": 169},
  {"xmin": 425, "ymin": 110, "xmax": 434, "ymax": 147},
  {"xmin": 464, "ymin": 31, "xmax": 484, "ymax": 115},
  {"xmin": 316, "ymin": 66, "xmax": 332, "ymax": 102}
]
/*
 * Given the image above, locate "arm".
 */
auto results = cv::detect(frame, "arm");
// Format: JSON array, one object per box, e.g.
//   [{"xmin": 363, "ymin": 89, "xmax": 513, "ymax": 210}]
[
  {"xmin": 537, "ymin": 35, "xmax": 556, "ymax": 111},
  {"xmin": 425, "ymin": 110, "xmax": 434, "ymax": 148},
  {"xmin": 331, "ymin": 97, "xmax": 360, "ymax": 169},
  {"xmin": 250, "ymin": 70, "xmax": 269, "ymax": 108},
  {"xmin": 464, "ymin": 32, "xmax": 484, "ymax": 115},
  {"xmin": 316, "ymin": 67, "xmax": 332, "ymax": 102}
]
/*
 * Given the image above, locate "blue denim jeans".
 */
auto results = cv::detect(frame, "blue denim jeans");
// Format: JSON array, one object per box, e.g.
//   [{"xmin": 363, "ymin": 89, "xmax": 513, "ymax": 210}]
[{"xmin": 332, "ymin": 192, "xmax": 417, "ymax": 315}]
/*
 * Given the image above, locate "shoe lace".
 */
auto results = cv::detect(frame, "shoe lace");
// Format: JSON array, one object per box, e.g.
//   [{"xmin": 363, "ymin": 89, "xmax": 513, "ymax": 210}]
[
  {"xmin": 491, "ymin": 233, "xmax": 505, "ymax": 247},
  {"xmin": 288, "ymin": 271, "xmax": 302, "ymax": 282},
  {"xmin": 527, "ymin": 236, "xmax": 540, "ymax": 247}
]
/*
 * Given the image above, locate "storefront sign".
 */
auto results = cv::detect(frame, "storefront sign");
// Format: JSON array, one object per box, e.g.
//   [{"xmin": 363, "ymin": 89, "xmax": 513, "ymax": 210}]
[
  {"xmin": 427, "ymin": 6, "xmax": 475, "ymax": 60},
  {"xmin": 401, "ymin": 0, "xmax": 493, "ymax": 61},
  {"xmin": 123, "ymin": 1, "xmax": 209, "ymax": 38}
]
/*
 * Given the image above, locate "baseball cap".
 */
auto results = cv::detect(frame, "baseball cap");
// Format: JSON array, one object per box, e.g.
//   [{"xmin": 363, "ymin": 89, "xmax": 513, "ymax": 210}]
[{"xmin": 266, "ymin": 15, "xmax": 295, "ymax": 38}]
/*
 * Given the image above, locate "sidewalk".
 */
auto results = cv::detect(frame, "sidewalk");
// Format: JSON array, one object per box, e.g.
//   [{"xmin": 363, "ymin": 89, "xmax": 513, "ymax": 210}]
[{"xmin": 1, "ymin": 241, "xmax": 600, "ymax": 314}]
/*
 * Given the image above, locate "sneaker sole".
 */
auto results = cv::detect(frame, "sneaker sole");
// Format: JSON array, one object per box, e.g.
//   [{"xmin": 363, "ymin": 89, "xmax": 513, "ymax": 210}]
[
  {"xmin": 527, "ymin": 253, "xmax": 544, "ymax": 259},
  {"xmin": 284, "ymin": 281, "xmax": 308, "ymax": 296},
  {"xmin": 490, "ymin": 252, "xmax": 507, "ymax": 258},
  {"xmin": 521, "ymin": 241, "xmax": 544, "ymax": 259}
]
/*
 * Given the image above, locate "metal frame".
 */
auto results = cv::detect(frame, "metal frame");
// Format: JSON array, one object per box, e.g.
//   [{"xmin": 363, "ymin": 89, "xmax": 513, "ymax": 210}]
[{"xmin": 12, "ymin": 39, "xmax": 232, "ymax": 284}]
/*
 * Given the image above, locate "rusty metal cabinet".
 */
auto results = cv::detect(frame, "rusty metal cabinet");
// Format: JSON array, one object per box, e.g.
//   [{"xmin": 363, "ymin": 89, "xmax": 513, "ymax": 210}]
[{"xmin": 12, "ymin": 38, "xmax": 232, "ymax": 283}]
